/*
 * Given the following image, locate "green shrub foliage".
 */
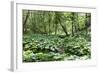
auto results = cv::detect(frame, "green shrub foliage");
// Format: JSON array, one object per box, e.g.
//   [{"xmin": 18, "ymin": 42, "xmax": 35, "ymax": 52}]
[{"xmin": 23, "ymin": 34, "xmax": 91, "ymax": 62}]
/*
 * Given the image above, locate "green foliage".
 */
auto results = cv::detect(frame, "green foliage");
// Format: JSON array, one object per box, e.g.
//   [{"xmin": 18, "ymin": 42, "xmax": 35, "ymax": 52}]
[
  {"xmin": 22, "ymin": 10, "xmax": 91, "ymax": 62},
  {"xmin": 23, "ymin": 34, "xmax": 91, "ymax": 62},
  {"xmin": 64, "ymin": 36, "xmax": 91, "ymax": 58},
  {"xmin": 23, "ymin": 50, "xmax": 34, "ymax": 62}
]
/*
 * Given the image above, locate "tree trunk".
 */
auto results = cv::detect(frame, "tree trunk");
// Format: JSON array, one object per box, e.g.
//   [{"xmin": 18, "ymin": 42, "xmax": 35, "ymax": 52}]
[
  {"xmin": 59, "ymin": 21, "xmax": 69, "ymax": 36},
  {"xmin": 48, "ymin": 13, "xmax": 51, "ymax": 35},
  {"xmin": 71, "ymin": 12, "xmax": 75, "ymax": 36},
  {"xmin": 85, "ymin": 13, "xmax": 88, "ymax": 35},
  {"xmin": 76, "ymin": 13, "xmax": 80, "ymax": 31},
  {"xmin": 23, "ymin": 10, "xmax": 30, "ymax": 33}
]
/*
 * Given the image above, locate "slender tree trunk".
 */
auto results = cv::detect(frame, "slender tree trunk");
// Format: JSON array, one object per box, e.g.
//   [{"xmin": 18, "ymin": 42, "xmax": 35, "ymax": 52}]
[
  {"xmin": 55, "ymin": 24, "xmax": 57, "ymax": 35},
  {"xmin": 74, "ymin": 13, "xmax": 80, "ymax": 35},
  {"xmin": 71, "ymin": 12, "xmax": 74, "ymax": 36},
  {"xmin": 76, "ymin": 13, "xmax": 80, "ymax": 31},
  {"xmin": 23, "ymin": 10, "xmax": 30, "ymax": 33},
  {"xmin": 48, "ymin": 13, "xmax": 51, "ymax": 35},
  {"xmin": 59, "ymin": 21, "xmax": 68, "ymax": 36},
  {"xmin": 72, "ymin": 22, "xmax": 74, "ymax": 36},
  {"xmin": 42, "ymin": 12, "xmax": 46, "ymax": 34},
  {"xmin": 49, "ymin": 22, "xmax": 50, "ymax": 35},
  {"xmin": 85, "ymin": 13, "xmax": 88, "ymax": 35},
  {"xmin": 54, "ymin": 12, "xmax": 58, "ymax": 35}
]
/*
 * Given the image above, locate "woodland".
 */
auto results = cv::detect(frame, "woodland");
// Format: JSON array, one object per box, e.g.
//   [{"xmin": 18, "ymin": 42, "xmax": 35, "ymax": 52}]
[{"xmin": 22, "ymin": 10, "xmax": 91, "ymax": 62}]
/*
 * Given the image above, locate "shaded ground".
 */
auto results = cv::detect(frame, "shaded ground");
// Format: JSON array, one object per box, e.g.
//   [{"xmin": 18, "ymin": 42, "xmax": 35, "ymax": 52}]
[{"xmin": 23, "ymin": 34, "xmax": 91, "ymax": 62}]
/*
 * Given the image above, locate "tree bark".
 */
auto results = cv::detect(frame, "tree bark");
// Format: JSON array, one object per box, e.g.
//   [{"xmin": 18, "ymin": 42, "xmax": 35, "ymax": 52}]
[
  {"xmin": 71, "ymin": 12, "xmax": 75, "ymax": 36},
  {"xmin": 23, "ymin": 10, "xmax": 30, "ymax": 33},
  {"xmin": 59, "ymin": 21, "xmax": 69, "ymax": 36}
]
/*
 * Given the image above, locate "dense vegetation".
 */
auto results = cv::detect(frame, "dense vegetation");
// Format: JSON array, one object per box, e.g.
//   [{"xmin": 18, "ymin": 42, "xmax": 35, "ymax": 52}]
[{"xmin": 22, "ymin": 10, "xmax": 91, "ymax": 62}]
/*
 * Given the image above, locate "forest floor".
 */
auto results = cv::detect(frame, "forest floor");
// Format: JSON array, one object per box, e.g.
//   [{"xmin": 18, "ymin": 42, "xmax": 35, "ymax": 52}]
[{"xmin": 23, "ymin": 34, "xmax": 91, "ymax": 62}]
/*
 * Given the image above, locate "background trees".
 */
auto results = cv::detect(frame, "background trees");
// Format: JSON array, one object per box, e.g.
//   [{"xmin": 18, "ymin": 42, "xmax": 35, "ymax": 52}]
[{"xmin": 22, "ymin": 10, "xmax": 91, "ymax": 37}]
